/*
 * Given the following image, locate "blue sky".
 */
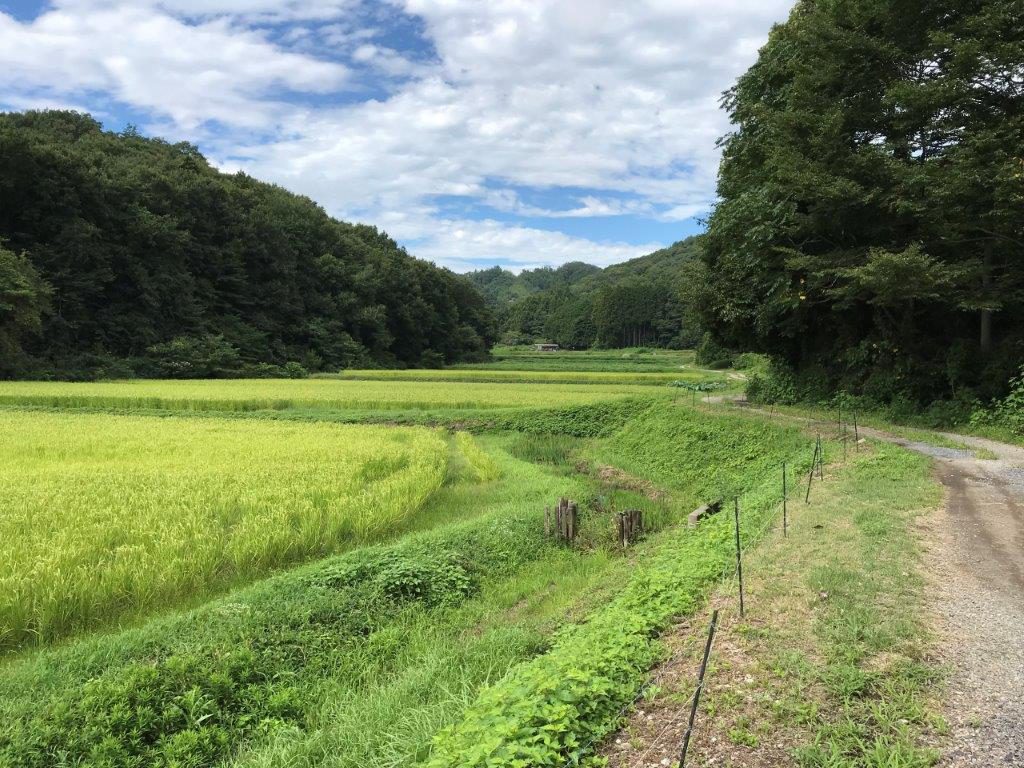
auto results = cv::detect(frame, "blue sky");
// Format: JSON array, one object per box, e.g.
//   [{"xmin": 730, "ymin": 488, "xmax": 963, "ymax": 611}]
[{"xmin": 0, "ymin": 0, "xmax": 794, "ymax": 272}]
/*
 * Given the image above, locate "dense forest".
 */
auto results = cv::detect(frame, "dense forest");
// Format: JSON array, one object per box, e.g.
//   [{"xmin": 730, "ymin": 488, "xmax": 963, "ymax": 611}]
[
  {"xmin": 702, "ymin": 0, "xmax": 1023, "ymax": 405},
  {"xmin": 466, "ymin": 238, "xmax": 707, "ymax": 350},
  {"xmin": 0, "ymin": 111, "xmax": 496, "ymax": 379}
]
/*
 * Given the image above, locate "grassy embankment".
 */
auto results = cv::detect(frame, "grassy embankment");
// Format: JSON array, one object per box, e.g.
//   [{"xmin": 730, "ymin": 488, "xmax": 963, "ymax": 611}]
[{"xmin": 674, "ymin": 438, "xmax": 947, "ymax": 767}]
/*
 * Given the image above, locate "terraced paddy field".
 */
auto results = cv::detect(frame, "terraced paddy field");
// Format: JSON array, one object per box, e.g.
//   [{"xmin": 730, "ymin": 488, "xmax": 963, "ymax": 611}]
[
  {"xmin": 326, "ymin": 368, "xmax": 708, "ymax": 386},
  {"xmin": 0, "ymin": 377, "xmax": 666, "ymax": 414},
  {"xmin": 0, "ymin": 368, "xmax": 834, "ymax": 768},
  {"xmin": 451, "ymin": 345, "xmax": 698, "ymax": 373}
]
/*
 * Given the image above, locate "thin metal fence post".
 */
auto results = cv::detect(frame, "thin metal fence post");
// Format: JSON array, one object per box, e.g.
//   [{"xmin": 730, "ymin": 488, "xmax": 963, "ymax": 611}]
[
  {"xmin": 734, "ymin": 498, "xmax": 744, "ymax": 618},
  {"xmin": 679, "ymin": 610, "xmax": 719, "ymax": 768},
  {"xmin": 782, "ymin": 462, "xmax": 788, "ymax": 537},
  {"xmin": 853, "ymin": 411, "xmax": 859, "ymax": 451},
  {"xmin": 805, "ymin": 439, "xmax": 819, "ymax": 503}
]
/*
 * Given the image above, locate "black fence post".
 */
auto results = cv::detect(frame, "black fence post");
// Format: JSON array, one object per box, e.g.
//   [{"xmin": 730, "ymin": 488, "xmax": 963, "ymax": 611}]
[
  {"xmin": 734, "ymin": 498, "xmax": 744, "ymax": 618},
  {"xmin": 853, "ymin": 411, "xmax": 859, "ymax": 451},
  {"xmin": 805, "ymin": 439, "xmax": 819, "ymax": 503},
  {"xmin": 679, "ymin": 609, "xmax": 719, "ymax": 768},
  {"xmin": 782, "ymin": 462, "xmax": 788, "ymax": 538}
]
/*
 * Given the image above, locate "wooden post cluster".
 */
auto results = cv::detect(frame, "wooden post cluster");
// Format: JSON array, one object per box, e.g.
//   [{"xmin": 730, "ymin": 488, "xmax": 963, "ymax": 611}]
[
  {"xmin": 616, "ymin": 509, "xmax": 644, "ymax": 547},
  {"xmin": 545, "ymin": 498, "xmax": 579, "ymax": 543}
]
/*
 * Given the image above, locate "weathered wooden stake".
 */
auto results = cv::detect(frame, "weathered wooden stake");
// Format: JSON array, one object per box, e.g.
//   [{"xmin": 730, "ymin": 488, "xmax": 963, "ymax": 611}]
[
  {"xmin": 679, "ymin": 610, "xmax": 719, "ymax": 768},
  {"xmin": 853, "ymin": 411, "xmax": 860, "ymax": 451}
]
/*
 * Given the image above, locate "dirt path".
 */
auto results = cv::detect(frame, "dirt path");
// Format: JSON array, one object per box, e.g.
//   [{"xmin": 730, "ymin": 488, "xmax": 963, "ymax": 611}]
[{"xmin": 867, "ymin": 429, "xmax": 1024, "ymax": 766}]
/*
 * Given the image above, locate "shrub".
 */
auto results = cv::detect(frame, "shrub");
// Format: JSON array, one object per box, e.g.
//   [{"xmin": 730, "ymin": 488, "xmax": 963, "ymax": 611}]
[
  {"xmin": 745, "ymin": 361, "xmax": 798, "ymax": 404},
  {"xmin": 971, "ymin": 365, "xmax": 1024, "ymax": 434},
  {"xmin": 695, "ymin": 332, "xmax": 735, "ymax": 369},
  {"xmin": 146, "ymin": 335, "xmax": 242, "ymax": 378},
  {"xmin": 283, "ymin": 361, "xmax": 309, "ymax": 378}
]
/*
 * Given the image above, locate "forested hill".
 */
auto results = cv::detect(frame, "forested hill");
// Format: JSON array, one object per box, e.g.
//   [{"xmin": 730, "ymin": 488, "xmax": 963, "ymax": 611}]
[
  {"xmin": 0, "ymin": 111, "xmax": 496, "ymax": 379},
  {"xmin": 465, "ymin": 237, "xmax": 705, "ymax": 349}
]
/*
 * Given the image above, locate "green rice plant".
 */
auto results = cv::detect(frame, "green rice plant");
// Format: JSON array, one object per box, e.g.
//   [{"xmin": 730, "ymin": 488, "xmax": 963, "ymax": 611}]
[
  {"xmin": 454, "ymin": 432, "xmax": 501, "ymax": 482},
  {"xmin": 0, "ymin": 411, "xmax": 448, "ymax": 651},
  {"xmin": 0, "ymin": 379, "xmax": 661, "ymax": 414}
]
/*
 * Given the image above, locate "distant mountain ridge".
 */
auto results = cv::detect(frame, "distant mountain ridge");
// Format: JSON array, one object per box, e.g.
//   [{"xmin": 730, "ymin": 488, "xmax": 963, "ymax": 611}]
[
  {"xmin": 465, "ymin": 236, "xmax": 700, "ymax": 309},
  {"xmin": 464, "ymin": 237, "xmax": 704, "ymax": 349}
]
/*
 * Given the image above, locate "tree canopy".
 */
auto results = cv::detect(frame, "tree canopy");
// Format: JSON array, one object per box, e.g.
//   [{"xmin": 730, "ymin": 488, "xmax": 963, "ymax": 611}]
[
  {"xmin": 701, "ymin": 0, "xmax": 1024, "ymax": 403},
  {"xmin": 0, "ymin": 111, "xmax": 496, "ymax": 379}
]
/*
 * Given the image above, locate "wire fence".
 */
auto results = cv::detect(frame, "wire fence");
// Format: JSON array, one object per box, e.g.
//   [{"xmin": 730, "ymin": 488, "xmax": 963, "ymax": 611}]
[{"xmin": 561, "ymin": 422, "xmax": 859, "ymax": 768}]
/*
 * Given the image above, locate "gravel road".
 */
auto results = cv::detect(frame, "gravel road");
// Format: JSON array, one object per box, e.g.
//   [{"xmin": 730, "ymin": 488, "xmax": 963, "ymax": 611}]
[{"xmin": 877, "ymin": 431, "xmax": 1024, "ymax": 766}]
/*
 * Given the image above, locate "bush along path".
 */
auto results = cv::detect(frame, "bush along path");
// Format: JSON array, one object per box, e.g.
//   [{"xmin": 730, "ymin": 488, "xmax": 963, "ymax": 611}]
[{"xmin": 596, "ymin": 439, "xmax": 947, "ymax": 768}]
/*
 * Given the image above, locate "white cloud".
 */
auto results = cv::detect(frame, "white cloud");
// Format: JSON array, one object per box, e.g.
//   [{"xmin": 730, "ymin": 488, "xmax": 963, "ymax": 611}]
[
  {"xmin": 0, "ymin": 0, "xmax": 796, "ymax": 269},
  {"xmin": 0, "ymin": 5, "xmax": 349, "ymax": 129},
  {"xmin": 406, "ymin": 218, "xmax": 661, "ymax": 273}
]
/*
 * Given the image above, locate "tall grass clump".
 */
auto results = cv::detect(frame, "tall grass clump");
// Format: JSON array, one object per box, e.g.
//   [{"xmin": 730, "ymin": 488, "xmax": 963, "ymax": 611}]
[{"xmin": 0, "ymin": 411, "xmax": 447, "ymax": 651}]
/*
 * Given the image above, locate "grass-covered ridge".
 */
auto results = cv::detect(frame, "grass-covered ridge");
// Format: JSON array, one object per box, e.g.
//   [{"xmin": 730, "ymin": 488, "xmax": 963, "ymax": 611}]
[{"xmin": 0, "ymin": 411, "xmax": 447, "ymax": 652}]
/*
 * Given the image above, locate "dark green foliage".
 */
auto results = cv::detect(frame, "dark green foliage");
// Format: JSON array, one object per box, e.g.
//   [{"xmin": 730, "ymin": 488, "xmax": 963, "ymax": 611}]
[
  {"xmin": 702, "ymin": 0, "xmax": 1024, "ymax": 404},
  {"xmin": 144, "ymin": 335, "xmax": 242, "ymax": 378},
  {"xmin": 0, "ymin": 111, "xmax": 496, "ymax": 379},
  {"xmin": 0, "ymin": 244, "xmax": 49, "ymax": 377},
  {"xmin": 971, "ymin": 364, "xmax": 1024, "ymax": 433},
  {"xmin": 465, "ymin": 237, "xmax": 704, "ymax": 350}
]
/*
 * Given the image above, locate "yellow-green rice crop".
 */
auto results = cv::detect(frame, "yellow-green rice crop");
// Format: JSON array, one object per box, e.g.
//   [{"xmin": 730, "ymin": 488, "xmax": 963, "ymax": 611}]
[
  {"xmin": 0, "ymin": 411, "xmax": 447, "ymax": 651},
  {"xmin": 328, "ymin": 369, "xmax": 709, "ymax": 386},
  {"xmin": 0, "ymin": 379, "xmax": 662, "ymax": 413}
]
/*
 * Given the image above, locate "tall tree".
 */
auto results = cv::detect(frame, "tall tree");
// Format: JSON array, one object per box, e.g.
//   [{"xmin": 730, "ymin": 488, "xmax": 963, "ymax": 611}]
[{"xmin": 702, "ymin": 0, "xmax": 1024, "ymax": 402}]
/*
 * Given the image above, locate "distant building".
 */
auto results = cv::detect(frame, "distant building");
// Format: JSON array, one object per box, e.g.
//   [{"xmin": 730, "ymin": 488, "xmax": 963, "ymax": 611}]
[{"xmin": 534, "ymin": 343, "xmax": 560, "ymax": 352}]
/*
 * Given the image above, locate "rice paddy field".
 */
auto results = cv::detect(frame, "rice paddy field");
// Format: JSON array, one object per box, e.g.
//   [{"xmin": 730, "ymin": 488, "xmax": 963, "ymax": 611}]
[
  {"xmin": 451, "ymin": 345, "xmax": 700, "ymax": 373},
  {"xmin": 0, "ymin": 353, "xmax": 814, "ymax": 768},
  {"xmin": 328, "ymin": 367, "xmax": 712, "ymax": 386},
  {"xmin": 0, "ymin": 377, "xmax": 667, "ymax": 413},
  {"xmin": 0, "ymin": 411, "xmax": 447, "ymax": 651}
]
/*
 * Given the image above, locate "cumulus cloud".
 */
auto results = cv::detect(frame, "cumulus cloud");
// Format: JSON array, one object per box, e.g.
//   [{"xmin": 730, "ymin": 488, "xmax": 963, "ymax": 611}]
[{"xmin": 0, "ymin": 0, "xmax": 795, "ymax": 269}]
